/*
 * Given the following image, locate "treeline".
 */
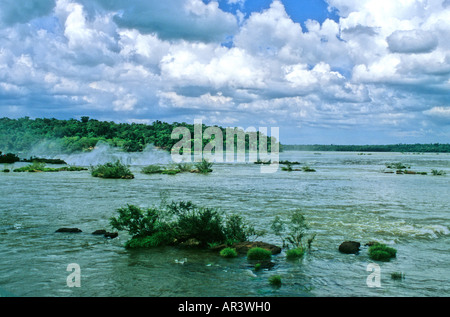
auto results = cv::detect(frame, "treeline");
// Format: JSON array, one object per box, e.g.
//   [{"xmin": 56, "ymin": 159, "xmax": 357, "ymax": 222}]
[
  {"xmin": 0, "ymin": 117, "xmax": 278, "ymax": 154},
  {"xmin": 283, "ymin": 143, "xmax": 450, "ymax": 153}
]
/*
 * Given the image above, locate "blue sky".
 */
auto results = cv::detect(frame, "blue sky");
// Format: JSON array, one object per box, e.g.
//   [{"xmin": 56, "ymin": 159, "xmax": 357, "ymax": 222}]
[
  {"xmin": 0, "ymin": 0, "xmax": 449, "ymax": 145},
  {"xmin": 220, "ymin": 0, "xmax": 339, "ymax": 25}
]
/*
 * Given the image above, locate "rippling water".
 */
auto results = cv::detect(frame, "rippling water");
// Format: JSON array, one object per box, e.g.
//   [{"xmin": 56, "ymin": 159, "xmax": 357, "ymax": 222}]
[{"xmin": 1, "ymin": 151, "xmax": 449, "ymax": 297}]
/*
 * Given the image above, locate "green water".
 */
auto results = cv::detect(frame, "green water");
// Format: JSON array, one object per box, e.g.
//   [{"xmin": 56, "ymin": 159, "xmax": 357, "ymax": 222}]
[{"xmin": 0, "ymin": 151, "xmax": 449, "ymax": 297}]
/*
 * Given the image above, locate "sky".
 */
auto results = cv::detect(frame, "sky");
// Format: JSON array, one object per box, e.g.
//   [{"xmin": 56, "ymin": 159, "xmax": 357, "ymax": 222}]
[{"xmin": 0, "ymin": 0, "xmax": 449, "ymax": 145}]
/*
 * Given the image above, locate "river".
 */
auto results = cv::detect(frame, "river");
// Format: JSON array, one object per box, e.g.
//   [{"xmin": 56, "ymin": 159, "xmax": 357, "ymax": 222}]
[{"xmin": 0, "ymin": 151, "xmax": 449, "ymax": 297}]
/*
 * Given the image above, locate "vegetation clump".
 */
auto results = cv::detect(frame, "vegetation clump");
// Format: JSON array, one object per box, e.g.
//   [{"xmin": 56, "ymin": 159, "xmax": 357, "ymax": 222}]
[
  {"xmin": 281, "ymin": 163, "xmax": 293, "ymax": 172},
  {"xmin": 301, "ymin": 166, "xmax": 316, "ymax": 172},
  {"xmin": 247, "ymin": 247, "xmax": 272, "ymax": 261},
  {"xmin": 391, "ymin": 272, "xmax": 405, "ymax": 280},
  {"xmin": 177, "ymin": 163, "xmax": 194, "ymax": 172},
  {"xmin": 431, "ymin": 169, "xmax": 446, "ymax": 176},
  {"xmin": 271, "ymin": 210, "xmax": 316, "ymax": 258},
  {"xmin": 385, "ymin": 162, "xmax": 409, "ymax": 169},
  {"xmin": 271, "ymin": 211, "xmax": 316, "ymax": 250},
  {"xmin": 141, "ymin": 162, "xmax": 201, "ymax": 176},
  {"xmin": 141, "ymin": 164, "xmax": 164, "ymax": 174},
  {"xmin": 194, "ymin": 159, "xmax": 213, "ymax": 174},
  {"xmin": 110, "ymin": 200, "xmax": 257, "ymax": 249},
  {"xmin": 220, "ymin": 247, "xmax": 238, "ymax": 258},
  {"xmin": 279, "ymin": 160, "xmax": 300, "ymax": 165},
  {"xmin": 286, "ymin": 247, "xmax": 305, "ymax": 260},
  {"xmin": 281, "ymin": 162, "xmax": 308, "ymax": 172},
  {"xmin": 12, "ymin": 161, "xmax": 87, "ymax": 173},
  {"xmin": 161, "ymin": 169, "xmax": 181, "ymax": 175},
  {"xmin": 368, "ymin": 243, "xmax": 397, "ymax": 262},
  {"xmin": 268, "ymin": 275, "xmax": 282, "ymax": 287},
  {"xmin": 90, "ymin": 160, "xmax": 134, "ymax": 179}
]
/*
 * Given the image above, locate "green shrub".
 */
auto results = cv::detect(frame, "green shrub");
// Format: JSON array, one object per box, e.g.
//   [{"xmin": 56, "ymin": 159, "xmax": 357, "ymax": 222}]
[
  {"xmin": 112, "ymin": 200, "xmax": 256, "ymax": 249},
  {"xmin": 368, "ymin": 244, "xmax": 397, "ymax": 261},
  {"xmin": 302, "ymin": 166, "xmax": 316, "ymax": 172},
  {"xmin": 110, "ymin": 204, "xmax": 167, "ymax": 238},
  {"xmin": 220, "ymin": 247, "xmax": 238, "ymax": 258},
  {"xmin": 431, "ymin": 169, "xmax": 446, "ymax": 176},
  {"xmin": 2, "ymin": 169, "xmax": 10, "ymax": 173},
  {"xmin": 286, "ymin": 247, "xmax": 305, "ymax": 260},
  {"xmin": 223, "ymin": 214, "xmax": 258, "ymax": 245},
  {"xmin": 268, "ymin": 275, "xmax": 282, "ymax": 287},
  {"xmin": 13, "ymin": 161, "xmax": 46, "ymax": 172},
  {"xmin": 177, "ymin": 163, "xmax": 194, "ymax": 172},
  {"xmin": 271, "ymin": 210, "xmax": 315, "ymax": 250},
  {"xmin": 247, "ymin": 247, "xmax": 272, "ymax": 261},
  {"xmin": 90, "ymin": 160, "xmax": 134, "ymax": 179},
  {"xmin": 175, "ymin": 206, "xmax": 225, "ymax": 246},
  {"xmin": 195, "ymin": 159, "xmax": 213, "ymax": 174},
  {"xmin": 125, "ymin": 231, "xmax": 175, "ymax": 249}
]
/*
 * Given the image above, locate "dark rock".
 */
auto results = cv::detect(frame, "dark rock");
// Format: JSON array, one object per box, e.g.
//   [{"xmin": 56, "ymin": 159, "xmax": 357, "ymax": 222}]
[
  {"xmin": 365, "ymin": 241, "xmax": 380, "ymax": 247},
  {"xmin": 92, "ymin": 230, "xmax": 107, "ymax": 235},
  {"xmin": 104, "ymin": 232, "xmax": 118, "ymax": 239},
  {"xmin": 338, "ymin": 241, "xmax": 360, "ymax": 254},
  {"xmin": 55, "ymin": 228, "xmax": 82, "ymax": 233},
  {"xmin": 211, "ymin": 241, "xmax": 282, "ymax": 255},
  {"xmin": 250, "ymin": 260, "xmax": 275, "ymax": 270}
]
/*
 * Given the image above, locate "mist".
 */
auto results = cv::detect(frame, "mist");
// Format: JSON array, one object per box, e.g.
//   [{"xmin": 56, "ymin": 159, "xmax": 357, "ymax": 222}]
[{"xmin": 25, "ymin": 140, "xmax": 172, "ymax": 166}]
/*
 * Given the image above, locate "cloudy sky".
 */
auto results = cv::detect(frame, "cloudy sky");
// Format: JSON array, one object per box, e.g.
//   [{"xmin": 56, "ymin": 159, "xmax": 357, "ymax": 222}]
[{"xmin": 0, "ymin": 0, "xmax": 449, "ymax": 144}]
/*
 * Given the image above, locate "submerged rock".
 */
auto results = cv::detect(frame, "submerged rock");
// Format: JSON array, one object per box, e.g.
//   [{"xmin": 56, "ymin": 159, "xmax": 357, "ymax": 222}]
[
  {"xmin": 104, "ymin": 232, "xmax": 118, "ymax": 239},
  {"xmin": 92, "ymin": 230, "xmax": 107, "ymax": 235},
  {"xmin": 338, "ymin": 241, "xmax": 360, "ymax": 254},
  {"xmin": 55, "ymin": 228, "xmax": 82, "ymax": 233},
  {"xmin": 92, "ymin": 230, "xmax": 118, "ymax": 239}
]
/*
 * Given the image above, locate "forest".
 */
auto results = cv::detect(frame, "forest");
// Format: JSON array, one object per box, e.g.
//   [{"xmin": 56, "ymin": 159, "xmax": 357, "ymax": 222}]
[
  {"xmin": 0, "ymin": 117, "xmax": 278, "ymax": 155},
  {"xmin": 1, "ymin": 117, "xmax": 448, "ymax": 157}
]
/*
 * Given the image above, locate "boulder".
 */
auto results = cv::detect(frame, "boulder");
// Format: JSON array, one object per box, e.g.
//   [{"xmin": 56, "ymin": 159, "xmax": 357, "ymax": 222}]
[
  {"xmin": 338, "ymin": 241, "xmax": 360, "ymax": 254},
  {"xmin": 55, "ymin": 228, "xmax": 82, "ymax": 233}
]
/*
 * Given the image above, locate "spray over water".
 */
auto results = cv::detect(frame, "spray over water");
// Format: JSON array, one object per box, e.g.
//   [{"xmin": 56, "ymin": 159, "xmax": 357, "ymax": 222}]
[{"xmin": 27, "ymin": 140, "xmax": 172, "ymax": 166}]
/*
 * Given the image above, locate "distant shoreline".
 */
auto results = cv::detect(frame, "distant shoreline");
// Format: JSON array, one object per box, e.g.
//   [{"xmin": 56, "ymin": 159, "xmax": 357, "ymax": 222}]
[{"xmin": 282, "ymin": 144, "xmax": 450, "ymax": 153}]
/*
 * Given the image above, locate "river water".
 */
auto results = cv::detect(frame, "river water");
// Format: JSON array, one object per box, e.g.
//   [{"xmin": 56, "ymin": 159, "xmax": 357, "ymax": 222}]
[{"xmin": 0, "ymin": 151, "xmax": 449, "ymax": 297}]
